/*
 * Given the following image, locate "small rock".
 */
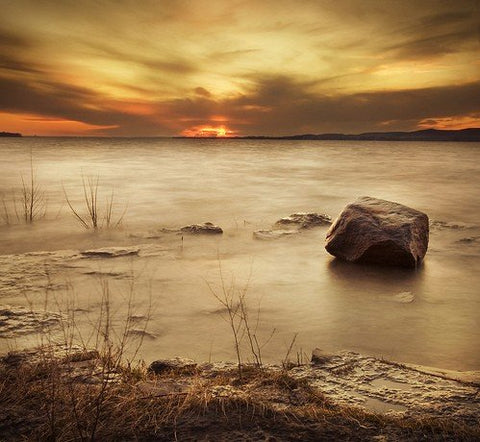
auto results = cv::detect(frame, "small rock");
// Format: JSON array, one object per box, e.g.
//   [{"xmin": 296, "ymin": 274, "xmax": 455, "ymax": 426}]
[
  {"xmin": 311, "ymin": 348, "xmax": 336, "ymax": 365},
  {"xmin": 81, "ymin": 247, "xmax": 140, "ymax": 258},
  {"xmin": 275, "ymin": 212, "xmax": 332, "ymax": 229},
  {"xmin": 149, "ymin": 357, "xmax": 197, "ymax": 374},
  {"xmin": 457, "ymin": 236, "xmax": 479, "ymax": 243},
  {"xmin": 180, "ymin": 222, "xmax": 223, "ymax": 234}
]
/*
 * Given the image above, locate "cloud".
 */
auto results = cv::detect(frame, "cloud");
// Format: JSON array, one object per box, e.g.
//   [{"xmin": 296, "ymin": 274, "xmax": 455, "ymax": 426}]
[
  {"xmin": 0, "ymin": 53, "xmax": 43, "ymax": 75},
  {"xmin": 0, "ymin": 0, "xmax": 478, "ymax": 135},
  {"xmin": 382, "ymin": 9, "xmax": 480, "ymax": 61},
  {"xmin": 83, "ymin": 41, "xmax": 199, "ymax": 75},
  {"xmin": 0, "ymin": 76, "xmax": 172, "ymax": 136},
  {"xmin": 238, "ymin": 77, "xmax": 480, "ymax": 134},
  {"xmin": 194, "ymin": 87, "xmax": 212, "ymax": 98},
  {"xmin": 162, "ymin": 76, "xmax": 480, "ymax": 135},
  {"xmin": 0, "ymin": 27, "xmax": 32, "ymax": 49},
  {"xmin": 2, "ymin": 71, "xmax": 479, "ymax": 136}
]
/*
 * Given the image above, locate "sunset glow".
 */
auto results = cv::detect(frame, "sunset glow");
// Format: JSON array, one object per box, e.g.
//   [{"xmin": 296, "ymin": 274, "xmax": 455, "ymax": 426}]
[
  {"xmin": 0, "ymin": 112, "xmax": 118, "ymax": 136},
  {"xmin": 181, "ymin": 125, "xmax": 234, "ymax": 138},
  {"xmin": 0, "ymin": 1, "xmax": 478, "ymax": 136},
  {"xmin": 418, "ymin": 114, "xmax": 480, "ymax": 131}
]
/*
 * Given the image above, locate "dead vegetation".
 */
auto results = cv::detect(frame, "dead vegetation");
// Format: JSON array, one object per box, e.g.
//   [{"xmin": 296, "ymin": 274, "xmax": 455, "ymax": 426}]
[
  {"xmin": 0, "ymin": 349, "xmax": 478, "ymax": 441},
  {"xmin": 63, "ymin": 175, "xmax": 127, "ymax": 230},
  {"xmin": 1, "ymin": 152, "xmax": 46, "ymax": 225},
  {"xmin": 0, "ymin": 248, "xmax": 478, "ymax": 440}
]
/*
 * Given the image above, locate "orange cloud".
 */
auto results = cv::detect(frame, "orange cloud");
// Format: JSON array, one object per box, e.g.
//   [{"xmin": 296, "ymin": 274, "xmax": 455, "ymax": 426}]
[
  {"xmin": 0, "ymin": 112, "xmax": 118, "ymax": 136},
  {"xmin": 418, "ymin": 114, "xmax": 480, "ymax": 130}
]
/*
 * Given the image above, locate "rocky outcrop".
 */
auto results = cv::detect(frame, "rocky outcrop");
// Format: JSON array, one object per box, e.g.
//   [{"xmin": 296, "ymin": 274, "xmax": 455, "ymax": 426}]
[
  {"xmin": 325, "ymin": 197, "xmax": 429, "ymax": 268},
  {"xmin": 275, "ymin": 212, "xmax": 331, "ymax": 229},
  {"xmin": 180, "ymin": 222, "xmax": 223, "ymax": 235}
]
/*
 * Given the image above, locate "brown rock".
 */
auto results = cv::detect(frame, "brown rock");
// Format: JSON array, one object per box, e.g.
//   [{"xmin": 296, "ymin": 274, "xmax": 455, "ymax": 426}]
[
  {"xmin": 311, "ymin": 348, "xmax": 336, "ymax": 365},
  {"xmin": 180, "ymin": 222, "xmax": 223, "ymax": 234},
  {"xmin": 325, "ymin": 197, "xmax": 429, "ymax": 268}
]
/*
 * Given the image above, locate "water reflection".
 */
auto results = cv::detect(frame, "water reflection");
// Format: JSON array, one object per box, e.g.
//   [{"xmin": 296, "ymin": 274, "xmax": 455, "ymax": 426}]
[{"xmin": 327, "ymin": 258, "xmax": 425, "ymax": 297}]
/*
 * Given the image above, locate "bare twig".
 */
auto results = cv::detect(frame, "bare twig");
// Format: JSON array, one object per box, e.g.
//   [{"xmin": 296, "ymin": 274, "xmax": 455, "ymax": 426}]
[{"xmin": 63, "ymin": 175, "xmax": 127, "ymax": 229}]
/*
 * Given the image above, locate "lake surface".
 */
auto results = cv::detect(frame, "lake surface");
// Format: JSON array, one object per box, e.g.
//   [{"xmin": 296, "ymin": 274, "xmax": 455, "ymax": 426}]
[{"xmin": 0, "ymin": 137, "xmax": 479, "ymax": 370}]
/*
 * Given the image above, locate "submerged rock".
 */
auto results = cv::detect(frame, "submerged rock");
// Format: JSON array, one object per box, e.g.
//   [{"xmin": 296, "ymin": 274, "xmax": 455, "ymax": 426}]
[
  {"xmin": 126, "ymin": 328, "xmax": 158, "ymax": 340},
  {"xmin": 253, "ymin": 229, "xmax": 299, "ymax": 240},
  {"xmin": 392, "ymin": 291, "xmax": 415, "ymax": 303},
  {"xmin": 0, "ymin": 306, "xmax": 62, "ymax": 338},
  {"xmin": 81, "ymin": 247, "xmax": 140, "ymax": 258},
  {"xmin": 149, "ymin": 357, "xmax": 197, "ymax": 374},
  {"xmin": 180, "ymin": 222, "xmax": 223, "ymax": 235},
  {"xmin": 325, "ymin": 197, "xmax": 429, "ymax": 268},
  {"xmin": 457, "ymin": 236, "xmax": 480, "ymax": 243},
  {"xmin": 275, "ymin": 212, "xmax": 332, "ymax": 229},
  {"xmin": 254, "ymin": 212, "xmax": 331, "ymax": 240},
  {"xmin": 430, "ymin": 220, "xmax": 476, "ymax": 230}
]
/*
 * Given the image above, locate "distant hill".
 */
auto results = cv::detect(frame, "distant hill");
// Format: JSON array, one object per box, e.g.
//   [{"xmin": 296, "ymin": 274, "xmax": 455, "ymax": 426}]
[
  {"xmin": 244, "ymin": 128, "xmax": 480, "ymax": 142},
  {"xmin": 0, "ymin": 131, "xmax": 22, "ymax": 137}
]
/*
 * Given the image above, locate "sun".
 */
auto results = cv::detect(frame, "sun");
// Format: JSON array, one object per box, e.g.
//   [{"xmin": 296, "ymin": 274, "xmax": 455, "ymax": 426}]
[{"xmin": 181, "ymin": 125, "xmax": 235, "ymax": 137}]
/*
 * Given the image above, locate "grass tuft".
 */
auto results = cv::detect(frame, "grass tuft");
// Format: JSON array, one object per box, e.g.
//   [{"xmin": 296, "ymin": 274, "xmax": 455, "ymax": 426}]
[
  {"xmin": 1, "ymin": 152, "xmax": 46, "ymax": 225},
  {"xmin": 63, "ymin": 175, "xmax": 127, "ymax": 230}
]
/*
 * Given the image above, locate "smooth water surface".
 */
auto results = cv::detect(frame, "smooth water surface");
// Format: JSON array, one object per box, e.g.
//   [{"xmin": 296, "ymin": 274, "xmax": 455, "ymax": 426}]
[{"xmin": 0, "ymin": 137, "xmax": 479, "ymax": 370}]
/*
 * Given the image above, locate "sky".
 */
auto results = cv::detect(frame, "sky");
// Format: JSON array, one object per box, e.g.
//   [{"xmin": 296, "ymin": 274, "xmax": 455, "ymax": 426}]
[{"xmin": 0, "ymin": 0, "xmax": 479, "ymax": 136}]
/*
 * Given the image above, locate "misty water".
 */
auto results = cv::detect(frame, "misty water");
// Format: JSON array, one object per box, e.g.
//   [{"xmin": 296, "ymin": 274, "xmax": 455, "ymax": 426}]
[{"xmin": 1, "ymin": 137, "xmax": 479, "ymax": 371}]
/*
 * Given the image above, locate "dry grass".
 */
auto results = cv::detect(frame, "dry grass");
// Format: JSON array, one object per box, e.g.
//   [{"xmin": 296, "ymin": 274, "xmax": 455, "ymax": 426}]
[
  {"xmin": 1, "ymin": 153, "xmax": 46, "ymax": 225},
  {"xmin": 18, "ymin": 155, "xmax": 46, "ymax": 224},
  {"xmin": 206, "ymin": 262, "xmax": 279, "ymax": 379},
  {"xmin": 1, "ymin": 354, "xmax": 478, "ymax": 441},
  {"xmin": 1, "ymin": 271, "xmax": 153, "ymax": 441},
  {"xmin": 63, "ymin": 175, "xmax": 127, "ymax": 230}
]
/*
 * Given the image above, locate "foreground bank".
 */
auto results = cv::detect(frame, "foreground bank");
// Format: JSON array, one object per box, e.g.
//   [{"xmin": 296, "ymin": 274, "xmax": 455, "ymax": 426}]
[{"xmin": 1, "ymin": 346, "xmax": 478, "ymax": 441}]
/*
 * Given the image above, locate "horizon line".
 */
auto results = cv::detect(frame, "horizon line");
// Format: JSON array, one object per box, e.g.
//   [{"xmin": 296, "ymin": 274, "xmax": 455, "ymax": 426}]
[{"xmin": 2, "ymin": 127, "xmax": 480, "ymax": 139}]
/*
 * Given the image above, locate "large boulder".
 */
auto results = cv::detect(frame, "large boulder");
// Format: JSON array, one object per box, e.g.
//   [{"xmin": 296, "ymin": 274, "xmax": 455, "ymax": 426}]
[{"xmin": 325, "ymin": 197, "xmax": 429, "ymax": 268}]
